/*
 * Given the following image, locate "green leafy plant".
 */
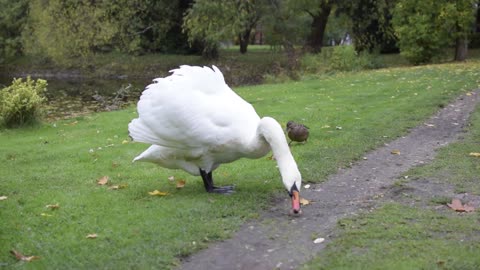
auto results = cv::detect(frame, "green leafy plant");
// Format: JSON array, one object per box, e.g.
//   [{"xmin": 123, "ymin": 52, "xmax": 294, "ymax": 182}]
[
  {"xmin": 0, "ymin": 76, "xmax": 47, "ymax": 127},
  {"xmin": 301, "ymin": 45, "xmax": 382, "ymax": 74}
]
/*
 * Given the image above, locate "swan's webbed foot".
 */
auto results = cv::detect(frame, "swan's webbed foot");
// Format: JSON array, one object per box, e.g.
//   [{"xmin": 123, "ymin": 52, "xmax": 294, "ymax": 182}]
[
  {"xmin": 210, "ymin": 185, "xmax": 235, "ymax": 194},
  {"xmin": 199, "ymin": 169, "xmax": 235, "ymax": 195}
]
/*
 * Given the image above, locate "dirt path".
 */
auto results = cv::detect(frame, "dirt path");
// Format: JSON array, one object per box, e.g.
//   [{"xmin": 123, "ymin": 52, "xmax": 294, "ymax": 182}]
[{"xmin": 179, "ymin": 91, "xmax": 480, "ymax": 270}]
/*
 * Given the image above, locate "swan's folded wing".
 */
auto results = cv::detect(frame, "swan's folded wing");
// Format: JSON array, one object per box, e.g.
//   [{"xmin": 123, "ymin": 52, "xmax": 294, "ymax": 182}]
[{"xmin": 128, "ymin": 66, "xmax": 260, "ymax": 149}]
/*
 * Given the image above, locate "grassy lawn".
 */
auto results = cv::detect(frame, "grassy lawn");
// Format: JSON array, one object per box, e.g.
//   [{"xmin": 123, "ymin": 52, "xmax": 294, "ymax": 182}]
[
  {"xmin": 1, "ymin": 60, "xmax": 480, "ymax": 268},
  {"xmin": 303, "ymin": 106, "xmax": 480, "ymax": 270}
]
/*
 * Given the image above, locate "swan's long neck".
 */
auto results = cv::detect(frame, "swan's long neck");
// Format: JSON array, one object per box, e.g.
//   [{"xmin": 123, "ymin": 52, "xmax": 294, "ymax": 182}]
[{"xmin": 257, "ymin": 117, "xmax": 301, "ymax": 190}]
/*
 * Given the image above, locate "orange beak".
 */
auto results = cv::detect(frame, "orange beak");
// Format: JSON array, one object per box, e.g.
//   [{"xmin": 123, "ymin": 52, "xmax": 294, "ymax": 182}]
[{"xmin": 291, "ymin": 190, "xmax": 301, "ymax": 214}]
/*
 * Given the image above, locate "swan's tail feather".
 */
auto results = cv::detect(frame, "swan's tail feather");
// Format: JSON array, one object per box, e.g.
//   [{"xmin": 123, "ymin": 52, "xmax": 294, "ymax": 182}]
[{"xmin": 128, "ymin": 119, "xmax": 160, "ymax": 145}]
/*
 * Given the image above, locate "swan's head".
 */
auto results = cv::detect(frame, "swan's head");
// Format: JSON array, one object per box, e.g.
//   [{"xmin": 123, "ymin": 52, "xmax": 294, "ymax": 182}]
[{"xmin": 283, "ymin": 170, "xmax": 302, "ymax": 215}]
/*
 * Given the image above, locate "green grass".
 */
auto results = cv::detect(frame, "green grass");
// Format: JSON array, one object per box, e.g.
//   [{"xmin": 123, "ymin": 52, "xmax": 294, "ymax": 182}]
[
  {"xmin": 302, "ymin": 76, "xmax": 480, "ymax": 269},
  {"xmin": 303, "ymin": 203, "xmax": 480, "ymax": 270},
  {"xmin": 1, "ymin": 60, "xmax": 480, "ymax": 268}
]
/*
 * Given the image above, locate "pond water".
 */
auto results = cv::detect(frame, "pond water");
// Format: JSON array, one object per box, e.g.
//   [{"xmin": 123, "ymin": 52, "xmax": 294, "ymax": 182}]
[{"xmin": 0, "ymin": 75, "xmax": 153, "ymax": 120}]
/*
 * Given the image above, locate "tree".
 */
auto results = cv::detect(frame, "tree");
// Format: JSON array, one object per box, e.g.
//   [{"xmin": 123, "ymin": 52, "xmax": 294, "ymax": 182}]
[
  {"xmin": 22, "ymin": 0, "xmax": 188, "ymax": 64},
  {"xmin": 23, "ymin": 0, "xmax": 122, "ymax": 65},
  {"xmin": 393, "ymin": 0, "xmax": 476, "ymax": 64},
  {"xmin": 0, "ymin": 0, "xmax": 28, "ymax": 62},
  {"xmin": 183, "ymin": 0, "xmax": 264, "ymax": 58},
  {"xmin": 342, "ymin": 0, "xmax": 397, "ymax": 53},
  {"xmin": 287, "ymin": 0, "xmax": 334, "ymax": 53}
]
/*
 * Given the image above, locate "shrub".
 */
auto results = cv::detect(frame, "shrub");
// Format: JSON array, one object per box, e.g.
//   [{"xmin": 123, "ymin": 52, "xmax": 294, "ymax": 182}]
[
  {"xmin": 300, "ymin": 45, "xmax": 382, "ymax": 74},
  {"xmin": 0, "ymin": 77, "xmax": 47, "ymax": 128}
]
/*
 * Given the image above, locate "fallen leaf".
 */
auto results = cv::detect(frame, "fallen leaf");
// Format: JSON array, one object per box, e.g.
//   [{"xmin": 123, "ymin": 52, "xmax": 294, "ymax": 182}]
[
  {"xmin": 391, "ymin": 149, "xmax": 401, "ymax": 155},
  {"xmin": 86, "ymin": 233, "xmax": 98, "ymax": 239},
  {"xmin": 148, "ymin": 190, "xmax": 169, "ymax": 196},
  {"xmin": 0, "ymin": 196, "xmax": 7, "ymax": 201},
  {"xmin": 46, "ymin": 203, "xmax": 60, "ymax": 210},
  {"xmin": 121, "ymin": 140, "xmax": 129, "ymax": 144},
  {"xmin": 10, "ymin": 250, "xmax": 40, "ymax": 262},
  {"xmin": 300, "ymin": 198, "xmax": 311, "ymax": 206},
  {"xmin": 321, "ymin": 125, "xmax": 331, "ymax": 129},
  {"xmin": 466, "ymin": 92, "xmax": 473, "ymax": 96},
  {"xmin": 64, "ymin": 120, "xmax": 78, "ymax": 126},
  {"xmin": 424, "ymin": 123, "xmax": 435, "ymax": 127},
  {"xmin": 447, "ymin": 198, "xmax": 475, "ymax": 212},
  {"xmin": 108, "ymin": 184, "xmax": 128, "ymax": 190},
  {"xmin": 469, "ymin": 152, "xmax": 480, "ymax": 157},
  {"xmin": 176, "ymin": 179, "xmax": 186, "ymax": 189},
  {"xmin": 40, "ymin": 213, "xmax": 53, "ymax": 217},
  {"xmin": 313, "ymin": 238, "xmax": 325, "ymax": 244},
  {"xmin": 97, "ymin": 176, "xmax": 109, "ymax": 185},
  {"xmin": 168, "ymin": 176, "xmax": 175, "ymax": 182},
  {"xmin": 304, "ymin": 184, "xmax": 311, "ymax": 189}
]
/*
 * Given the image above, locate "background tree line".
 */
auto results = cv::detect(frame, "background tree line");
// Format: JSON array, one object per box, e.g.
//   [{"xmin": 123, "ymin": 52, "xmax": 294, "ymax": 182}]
[{"xmin": 0, "ymin": 0, "xmax": 479, "ymax": 66}]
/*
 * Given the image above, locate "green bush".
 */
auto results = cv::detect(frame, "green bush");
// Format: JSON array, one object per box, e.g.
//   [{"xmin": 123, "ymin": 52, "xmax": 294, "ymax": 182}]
[
  {"xmin": 0, "ymin": 77, "xmax": 47, "ymax": 128},
  {"xmin": 300, "ymin": 45, "xmax": 382, "ymax": 74}
]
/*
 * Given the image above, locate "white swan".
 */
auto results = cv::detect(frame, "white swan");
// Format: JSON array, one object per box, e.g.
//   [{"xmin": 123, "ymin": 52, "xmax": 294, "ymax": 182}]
[{"xmin": 128, "ymin": 65, "xmax": 302, "ymax": 213}]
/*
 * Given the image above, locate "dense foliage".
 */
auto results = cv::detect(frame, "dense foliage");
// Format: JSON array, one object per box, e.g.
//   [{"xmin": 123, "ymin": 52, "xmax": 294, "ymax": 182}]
[
  {"xmin": 0, "ymin": 0, "xmax": 478, "ymax": 64},
  {"xmin": 393, "ymin": 0, "xmax": 477, "ymax": 64},
  {"xmin": 0, "ymin": 77, "xmax": 47, "ymax": 127}
]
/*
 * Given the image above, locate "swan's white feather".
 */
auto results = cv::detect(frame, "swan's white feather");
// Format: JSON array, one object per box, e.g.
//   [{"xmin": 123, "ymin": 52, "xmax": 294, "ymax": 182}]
[
  {"xmin": 128, "ymin": 65, "xmax": 301, "ymax": 192},
  {"xmin": 128, "ymin": 65, "xmax": 266, "ymax": 172}
]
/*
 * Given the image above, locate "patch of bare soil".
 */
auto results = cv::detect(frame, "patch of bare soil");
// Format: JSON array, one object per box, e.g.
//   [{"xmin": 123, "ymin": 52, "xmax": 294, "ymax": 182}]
[{"xmin": 179, "ymin": 91, "xmax": 479, "ymax": 270}]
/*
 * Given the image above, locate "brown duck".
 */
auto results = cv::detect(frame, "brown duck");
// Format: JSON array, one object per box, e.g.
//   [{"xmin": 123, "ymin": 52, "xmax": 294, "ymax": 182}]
[{"xmin": 286, "ymin": 121, "xmax": 309, "ymax": 145}]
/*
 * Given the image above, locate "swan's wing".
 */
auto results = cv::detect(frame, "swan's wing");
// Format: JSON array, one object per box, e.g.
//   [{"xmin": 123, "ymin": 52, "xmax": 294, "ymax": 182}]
[{"xmin": 128, "ymin": 66, "xmax": 260, "ymax": 149}]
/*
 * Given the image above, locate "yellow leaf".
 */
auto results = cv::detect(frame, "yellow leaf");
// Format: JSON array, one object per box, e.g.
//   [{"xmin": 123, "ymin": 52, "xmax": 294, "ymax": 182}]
[
  {"xmin": 40, "ymin": 213, "xmax": 53, "ymax": 217},
  {"xmin": 121, "ymin": 140, "xmax": 129, "ymax": 144},
  {"xmin": 0, "ymin": 196, "xmax": 7, "ymax": 201},
  {"xmin": 391, "ymin": 149, "xmax": 401, "ymax": 155},
  {"xmin": 466, "ymin": 92, "xmax": 472, "ymax": 96},
  {"xmin": 469, "ymin": 152, "xmax": 480, "ymax": 157},
  {"xmin": 300, "ymin": 197, "xmax": 311, "ymax": 206},
  {"xmin": 176, "ymin": 179, "xmax": 186, "ymax": 189},
  {"xmin": 148, "ymin": 190, "xmax": 169, "ymax": 196},
  {"xmin": 10, "ymin": 250, "xmax": 40, "ymax": 262},
  {"xmin": 108, "ymin": 184, "xmax": 128, "ymax": 190},
  {"xmin": 64, "ymin": 120, "xmax": 78, "ymax": 126},
  {"xmin": 97, "ymin": 176, "xmax": 109, "ymax": 185},
  {"xmin": 46, "ymin": 203, "xmax": 60, "ymax": 210},
  {"xmin": 86, "ymin": 233, "xmax": 98, "ymax": 239}
]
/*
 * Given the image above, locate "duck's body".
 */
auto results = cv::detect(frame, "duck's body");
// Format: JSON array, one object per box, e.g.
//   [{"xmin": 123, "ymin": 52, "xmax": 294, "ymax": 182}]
[
  {"xmin": 286, "ymin": 121, "xmax": 310, "ymax": 144},
  {"xmin": 129, "ymin": 65, "xmax": 302, "ymax": 212}
]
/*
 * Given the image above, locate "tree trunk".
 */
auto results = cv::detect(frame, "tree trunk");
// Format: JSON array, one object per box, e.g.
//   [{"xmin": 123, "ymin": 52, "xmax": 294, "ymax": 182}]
[
  {"xmin": 454, "ymin": 37, "xmax": 468, "ymax": 61},
  {"xmin": 305, "ymin": 4, "xmax": 332, "ymax": 54},
  {"xmin": 239, "ymin": 29, "xmax": 251, "ymax": 54}
]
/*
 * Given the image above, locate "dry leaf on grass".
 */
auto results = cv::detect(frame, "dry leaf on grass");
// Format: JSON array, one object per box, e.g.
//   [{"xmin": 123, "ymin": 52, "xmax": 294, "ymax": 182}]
[
  {"xmin": 168, "ymin": 176, "xmax": 175, "ymax": 182},
  {"xmin": 86, "ymin": 233, "xmax": 98, "ymax": 239},
  {"xmin": 97, "ymin": 176, "xmax": 109, "ymax": 185},
  {"xmin": 148, "ymin": 190, "xmax": 169, "ymax": 196},
  {"xmin": 447, "ymin": 198, "xmax": 475, "ymax": 212},
  {"xmin": 108, "ymin": 184, "xmax": 128, "ymax": 190},
  {"xmin": 0, "ymin": 196, "xmax": 7, "ymax": 201},
  {"xmin": 469, "ymin": 152, "xmax": 480, "ymax": 157},
  {"xmin": 46, "ymin": 203, "xmax": 60, "ymax": 210},
  {"xmin": 10, "ymin": 250, "xmax": 40, "ymax": 262},
  {"xmin": 176, "ymin": 179, "xmax": 186, "ymax": 189}
]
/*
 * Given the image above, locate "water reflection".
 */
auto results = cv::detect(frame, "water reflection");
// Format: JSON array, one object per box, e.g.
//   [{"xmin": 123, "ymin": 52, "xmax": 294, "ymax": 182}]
[{"xmin": 0, "ymin": 76, "xmax": 151, "ymax": 120}]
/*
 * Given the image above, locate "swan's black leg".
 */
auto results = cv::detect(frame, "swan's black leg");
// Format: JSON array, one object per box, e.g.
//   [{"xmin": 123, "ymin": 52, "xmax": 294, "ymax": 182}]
[{"xmin": 199, "ymin": 169, "xmax": 234, "ymax": 194}]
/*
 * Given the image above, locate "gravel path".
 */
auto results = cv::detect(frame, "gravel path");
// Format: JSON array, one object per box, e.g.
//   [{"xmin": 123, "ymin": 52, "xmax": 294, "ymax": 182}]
[{"xmin": 179, "ymin": 91, "xmax": 479, "ymax": 270}]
